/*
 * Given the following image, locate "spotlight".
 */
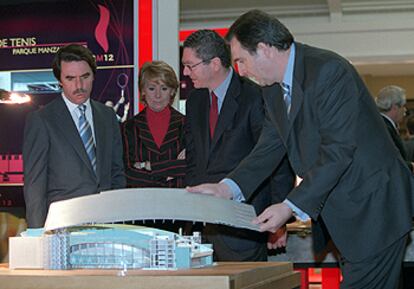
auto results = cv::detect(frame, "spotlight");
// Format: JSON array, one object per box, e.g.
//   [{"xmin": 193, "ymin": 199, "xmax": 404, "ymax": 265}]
[{"xmin": 0, "ymin": 92, "xmax": 31, "ymax": 104}]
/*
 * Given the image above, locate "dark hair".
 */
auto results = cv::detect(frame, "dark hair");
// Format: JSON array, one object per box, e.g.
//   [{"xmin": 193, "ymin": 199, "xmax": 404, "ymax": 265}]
[
  {"xmin": 52, "ymin": 44, "xmax": 97, "ymax": 81},
  {"xmin": 226, "ymin": 10, "xmax": 294, "ymax": 54},
  {"xmin": 139, "ymin": 60, "xmax": 179, "ymax": 104},
  {"xmin": 183, "ymin": 29, "xmax": 231, "ymax": 68}
]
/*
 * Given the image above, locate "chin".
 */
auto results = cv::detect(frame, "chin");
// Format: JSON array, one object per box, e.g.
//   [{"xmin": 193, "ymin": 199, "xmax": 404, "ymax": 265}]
[
  {"xmin": 259, "ymin": 78, "xmax": 272, "ymax": 86},
  {"xmin": 149, "ymin": 106, "xmax": 163, "ymax": 112},
  {"xmin": 192, "ymin": 81, "xmax": 202, "ymax": 89},
  {"xmin": 72, "ymin": 98, "xmax": 88, "ymax": 105},
  {"xmin": 247, "ymin": 76, "xmax": 261, "ymax": 86}
]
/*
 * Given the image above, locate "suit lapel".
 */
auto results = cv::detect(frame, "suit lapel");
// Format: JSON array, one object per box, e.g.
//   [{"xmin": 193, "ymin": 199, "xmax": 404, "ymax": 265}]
[
  {"xmin": 287, "ymin": 78, "xmax": 304, "ymax": 127},
  {"xmin": 263, "ymin": 84, "xmax": 288, "ymax": 143},
  {"xmin": 382, "ymin": 116, "xmax": 407, "ymax": 158},
  {"xmin": 210, "ymin": 74, "xmax": 239, "ymax": 150},
  {"xmin": 52, "ymin": 98, "xmax": 95, "ymax": 176},
  {"xmin": 91, "ymin": 101, "xmax": 105, "ymax": 180},
  {"xmin": 286, "ymin": 42, "xmax": 306, "ymax": 137},
  {"xmin": 159, "ymin": 108, "xmax": 182, "ymax": 153},
  {"xmin": 136, "ymin": 108, "xmax": 160, "ymax": 154},
  {"xmin": 192, "ymin": 90, "xmax": 211, "ymax": 162}
]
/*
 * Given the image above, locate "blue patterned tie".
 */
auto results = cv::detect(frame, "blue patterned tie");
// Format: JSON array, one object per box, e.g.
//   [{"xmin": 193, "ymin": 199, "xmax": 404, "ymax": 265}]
[
  {"xmin": 78, "ymin": 104, "xmax": 96, "ymax": 172},
  {"xmin": 281, "ymin": 82, "xmax": 291, "ymax": 114}
]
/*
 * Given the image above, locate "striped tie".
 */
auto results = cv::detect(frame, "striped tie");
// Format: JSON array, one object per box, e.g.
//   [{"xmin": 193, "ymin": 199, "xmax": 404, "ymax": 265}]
[
  {"xmin": 281, "ymin": 82, "xmax": 291, "ymax": 114},
  {"xmin": 78, "ymin": 104, "xmax": 96, "ymax": 172}
]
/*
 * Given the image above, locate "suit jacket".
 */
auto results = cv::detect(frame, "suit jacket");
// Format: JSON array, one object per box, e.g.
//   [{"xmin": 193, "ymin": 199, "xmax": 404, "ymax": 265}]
[
  {"xmin": 122, "ymin": 106, "xmax": 186, "ymax": 188},
  {"xmin": 381, "ymin": 115, "xmax": 412, "ymax": 170},
  {"xmin": 229, "ymin": 43, "xmax": 414, "ymax": 262},
  {"xmin": 405, "ymin": 138, "xmax": 414, "ymax": 162},
  {"xmin": 23, "ymin": 96, "xmax": 125, "ymax": 228},
  {"xmin": 185, "ymin": 72, "xmax": 294, "ymax": 260}
]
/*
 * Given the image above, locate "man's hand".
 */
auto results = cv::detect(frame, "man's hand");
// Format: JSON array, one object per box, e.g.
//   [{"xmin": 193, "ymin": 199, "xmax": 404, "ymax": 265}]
[
  {"xmin": 186, "ymin": 182, "xmax": 233, "ymax": 199},
  {"xmin": 253, "ymin": 203, "xmax": 293, "ymax": 233},
  {"xmin": 267, "ymin": 225, "xmax": 287, "ymax": 249}
]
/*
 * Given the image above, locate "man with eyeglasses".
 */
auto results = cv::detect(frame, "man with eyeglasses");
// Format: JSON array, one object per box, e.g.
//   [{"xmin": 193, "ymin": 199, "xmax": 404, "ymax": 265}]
[{"xmin": 182, "ymin": 29, "xmax": 294, "ymax": 261}]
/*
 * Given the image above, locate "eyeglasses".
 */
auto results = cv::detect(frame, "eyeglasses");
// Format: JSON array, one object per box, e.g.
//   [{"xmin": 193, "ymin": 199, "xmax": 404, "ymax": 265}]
[{"xmin": 183, "ymin": 58, "xmax": 212, "ymax": 72}]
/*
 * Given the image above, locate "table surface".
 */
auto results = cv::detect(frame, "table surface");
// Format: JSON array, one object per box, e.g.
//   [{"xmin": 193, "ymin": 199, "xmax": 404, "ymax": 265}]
[{"xmin": 0, "ymin": 262, "xmax": 301, "ymax": 289}]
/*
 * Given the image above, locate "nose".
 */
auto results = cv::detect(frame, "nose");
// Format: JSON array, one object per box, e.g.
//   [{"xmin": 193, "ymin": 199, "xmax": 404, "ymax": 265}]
[
  {"xmin": 154, "ymin": 88, "xmax": 161, "ymax": 98},
  {"xmin": 237, "ymin": 64, "xmax": 246, "ymax": 77},
  {"xmin": 183, "ymin": 66, "xmax": 191, "ymax": 76},
  {"xmin": 75, "ymin": 77, "xmax": 83, "ymax": 89}
]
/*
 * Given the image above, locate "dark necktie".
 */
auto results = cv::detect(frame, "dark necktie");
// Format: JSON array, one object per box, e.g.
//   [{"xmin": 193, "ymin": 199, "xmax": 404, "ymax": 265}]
[
  {"xmin": 281, "ymin": 82, "xmax": 291, "ymax": 114},
  {"xmin": 78, "ymin": 104, "xmax": 96, "ymax": 172},
  {"xmin": 209, "ymin": 92, "xmax": 218, "ymax": 138}
]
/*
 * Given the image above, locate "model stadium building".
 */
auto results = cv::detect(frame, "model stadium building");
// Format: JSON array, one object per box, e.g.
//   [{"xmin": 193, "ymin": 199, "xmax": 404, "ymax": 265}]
[
  {"xmin": 10, "ymin": 224, "xmax": 212, "ymax": 270},
  {"xmin": 9, "ymin": 188, "xmax": 259, "ymax": 270}
]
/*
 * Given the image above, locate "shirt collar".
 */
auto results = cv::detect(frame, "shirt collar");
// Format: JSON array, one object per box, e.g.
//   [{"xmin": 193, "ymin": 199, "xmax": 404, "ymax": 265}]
[
  {"xmin": 282, "ymin": 42, "xmax": 296, "ymax": 93},
  {"xmin": 213, "ymin": 67, "xmax": 233, "ymax": 101},
  {"xmin": 380, "ymin": 112, "xmax": 398, "ymax": 129},
  {"xmin": 61, "ymin": 93, "xmax": 91, "ymax": 115}
]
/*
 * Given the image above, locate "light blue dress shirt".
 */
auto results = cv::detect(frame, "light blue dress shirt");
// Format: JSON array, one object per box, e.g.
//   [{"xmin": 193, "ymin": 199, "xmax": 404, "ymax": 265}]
[
  {"xmin": 212, "ymin": 68, "xmax": 233, "ymax": 112},
  {"xmin": 62, "ymin": 94, "xmax": 96, "ymax": 143}
]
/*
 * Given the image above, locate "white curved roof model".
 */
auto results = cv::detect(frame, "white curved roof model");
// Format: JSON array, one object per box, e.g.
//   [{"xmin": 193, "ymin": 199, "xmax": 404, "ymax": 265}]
[{"xmin": 44, "ymin": 188, "xmax": 260, "ymax": 232}]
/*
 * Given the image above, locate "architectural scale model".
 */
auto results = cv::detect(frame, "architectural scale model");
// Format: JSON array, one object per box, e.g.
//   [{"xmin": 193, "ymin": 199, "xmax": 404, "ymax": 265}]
[
  {"xmin": 44, "ymin": 188, "xmax": 260, "ymax": 232},
  {"xmin": 10, "ymin": 224, "xmax": 213, "ymax": 270},
  {"xmin": 9, "ymin": 188, "xmax": 260, "ymax": 270}
]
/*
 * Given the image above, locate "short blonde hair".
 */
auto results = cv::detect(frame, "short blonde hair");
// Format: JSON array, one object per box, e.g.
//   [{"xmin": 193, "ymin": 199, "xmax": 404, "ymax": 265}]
[{"xmin": 139, "ymin": 61, "xmax": 179, "ymax": 104}]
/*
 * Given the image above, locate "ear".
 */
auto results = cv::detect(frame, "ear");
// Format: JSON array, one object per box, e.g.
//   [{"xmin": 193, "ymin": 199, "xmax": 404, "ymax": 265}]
[
  {"xmin": 391, "ymin": 104, "xmax": 400, "ymax": 113},
  {"xmin": 257, "ymin": 42, "xmax": 272, "ymax": 58},
  {"xmin": 211, "ymin": 57, "xmax": 222, "ymax": 71}
]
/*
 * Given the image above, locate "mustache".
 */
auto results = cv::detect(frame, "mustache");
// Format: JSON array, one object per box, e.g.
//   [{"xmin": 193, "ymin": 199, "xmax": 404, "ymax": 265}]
[{"xmin": 73, "ymin": 89, "xmax": 88, "ymax": 94}]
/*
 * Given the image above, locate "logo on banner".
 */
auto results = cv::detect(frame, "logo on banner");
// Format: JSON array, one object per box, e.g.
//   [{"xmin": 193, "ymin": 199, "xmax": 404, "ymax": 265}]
[
  {"xmin": 94, "ymin": 4, "xmax": 114, "ymax": 63},
  {"xmin": 95, "ymin": 5, "xmax": 110, "ymax": 53}
]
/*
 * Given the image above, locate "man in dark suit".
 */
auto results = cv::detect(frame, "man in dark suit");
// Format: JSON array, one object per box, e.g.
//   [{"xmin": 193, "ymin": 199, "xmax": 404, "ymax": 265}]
[
  {"xmin": 375, "ymin": 85, "xmax": 414, "ymax": 172},
  {"xmin": 188, "ymin": 10, "xmax": 414, "ymax": 288},
  {"xmin": 23, "ymin": 44, "xmax": 125, "ymax": 228},
  {"xmin": 182, "ymin": 29, "xmax": 294, "ymax": 261}
]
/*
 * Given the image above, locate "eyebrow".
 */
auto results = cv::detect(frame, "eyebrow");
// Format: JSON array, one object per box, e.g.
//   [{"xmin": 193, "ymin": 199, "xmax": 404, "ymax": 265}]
[{"xmin": 64, "ymin": 72, "xmax": 91, "ymax": 79}]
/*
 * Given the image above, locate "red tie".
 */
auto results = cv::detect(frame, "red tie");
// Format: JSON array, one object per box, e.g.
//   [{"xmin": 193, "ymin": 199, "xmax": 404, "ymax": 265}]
[{"xmin": 209, "ymin": 92, "xmax": 218, "ymax": 138}]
